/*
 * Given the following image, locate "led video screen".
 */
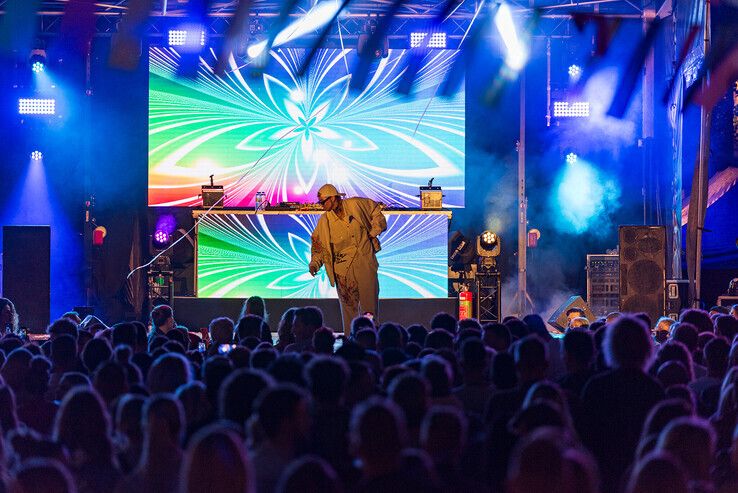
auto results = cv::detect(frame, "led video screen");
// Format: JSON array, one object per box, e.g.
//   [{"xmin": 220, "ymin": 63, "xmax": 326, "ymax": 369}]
[
  {"xmin": 196, "ymin": 212, "xmax": 449, "ymax": 299},
  {"xmin": 148, "ymin": 47, "xmax": 465, "ymax": 207}
]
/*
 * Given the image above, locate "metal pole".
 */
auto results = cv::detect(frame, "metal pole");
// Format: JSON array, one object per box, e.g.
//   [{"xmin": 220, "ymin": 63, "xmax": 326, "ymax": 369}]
[
  {"xmin": 545, "ymin": 37, "xmax": 551, "ymax": 127},
  {"xmin": 695, "ymin": 0, "xmax": 711, "ymax": 307},
  {"xmin": 517, "ymin": 69, "xmax": 528, "ymax": 316}
]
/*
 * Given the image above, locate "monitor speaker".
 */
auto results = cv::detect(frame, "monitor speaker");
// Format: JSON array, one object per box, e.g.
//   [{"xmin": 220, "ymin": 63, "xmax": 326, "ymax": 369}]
[
  {"xmin": 547, "ymin": 295, "xmax": 596, "ymax": 331},
  {"xmin": 618, "ymin": 225, "xmax": 666, "ymax": 324},
  {"xmin": 2, "ymin": 226, "xmax": 50, "ymax": 333}
]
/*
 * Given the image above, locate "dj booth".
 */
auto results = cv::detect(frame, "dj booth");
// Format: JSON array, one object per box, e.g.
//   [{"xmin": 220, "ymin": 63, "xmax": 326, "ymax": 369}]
[{"xmin": 193, "ymin": 208, "xmax": 452, "ymax": 300}]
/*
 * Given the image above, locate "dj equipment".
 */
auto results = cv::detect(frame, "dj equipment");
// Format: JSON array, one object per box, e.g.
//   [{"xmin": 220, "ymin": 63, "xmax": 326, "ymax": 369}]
[
  {"xmin": 586, "ymin": 254, "xmax": 619, "ymax": 317},
  {"xmin": 201, "ymin": 175, "xmax": 224, "ymax": 208}
]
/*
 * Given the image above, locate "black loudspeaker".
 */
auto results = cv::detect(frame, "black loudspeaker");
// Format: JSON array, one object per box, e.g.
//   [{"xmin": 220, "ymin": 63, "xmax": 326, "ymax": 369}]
[
  {"xmin": 665, "ymin": 280, "xmax": 689, "ymax": 320},
  {"xmin": 2, "ymin": 226, "xmax": 50, "ymax": 332},
  {"xmin": 547, "ymin": 295, "xmax": 596, "ymax": 331},
  {"xmin": 619, "ymin": 226, "xmax": 666, "ymax": 324}
]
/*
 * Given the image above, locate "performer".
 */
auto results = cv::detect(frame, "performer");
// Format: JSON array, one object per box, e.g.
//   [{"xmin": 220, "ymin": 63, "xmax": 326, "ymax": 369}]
[{"xmin": 309, "ymin": 184, "xmax": 387, "ymax": 336}]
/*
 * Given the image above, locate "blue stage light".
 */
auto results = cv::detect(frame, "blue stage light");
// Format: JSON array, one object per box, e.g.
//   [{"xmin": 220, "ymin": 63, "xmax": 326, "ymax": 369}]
[
  {"xmin": 32, "ymin": 61, "xmax": 45, "ymax": 73},
  {"xmin": 494, "ymin": 3, "xmax": 528, "ymax": 71},
  {"xmin": 410, "ymin": 32, "xmax": 447, "ymax": 48},
  {"xmin": 568, "ymin": 64, "xmax": 582, "ymax": 81},
  {"xmin": 553, "ymin": 101, "xmax": 590, "ymax": 118},
  {"xmin": 18, "ymin": 98, "xmax": 56, "ymax": 115},
  {"xmin": 30, "ymin": 151, "xmax": 43, "ymax": 161},
  {"xmin": 566, "ymin": 152, "xmax": 578, "ymax": 164},
  {"xmin": 168, "ymin": 28, "xmax": 206, "ymax": 47},
  {"xmin": 152, "ymin": 214, "xmax": 177, "ymax": 250}
]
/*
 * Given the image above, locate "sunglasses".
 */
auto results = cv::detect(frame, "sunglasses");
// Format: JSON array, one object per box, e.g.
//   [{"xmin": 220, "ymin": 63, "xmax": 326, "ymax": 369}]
[{"xmin": 318, "ymin": 196, "xmax": 333, "ymax": 205}]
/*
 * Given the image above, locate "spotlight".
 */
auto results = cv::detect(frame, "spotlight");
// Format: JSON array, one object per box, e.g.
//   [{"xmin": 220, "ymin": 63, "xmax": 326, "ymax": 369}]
[
  {"xmin": 152, "ymin": 230, "xmax": 171, "ymax": 250},
  {"xmin": 32, "ymin": 61, "xmax": 44, "ymax": 73},
  {"xmin": 568, "ymin": 64, "xmax": 582, "ymax": 80},
  {"xmin": 553, "ymin": 101, "xmax": 590, "ymax": 118},
  {"xmin": 494, "ymin": 3, "xmax": 528, "ymax": 71},
  {"xmin": 566, "ymin": 152, "xmax": 578, "ymax": 164},
  {"xmin": 168, "ymin": 27, "xmax": 206, "ymax": 47},
  {"xmin": 409, "ymin": 32, "xmax": 447, "ymax": 48},
  {"xmin": 477, "ymin": 230, "xmax": 501, "ymax": 257},
  {"xmin": 30, "ymin": 150, "xmax": 43, "ymax": 161},
  {"xmin": 30, "ymin": 41, "xmax": 47, "ymax": 73},
  {"xmin": 18, "ymin": 98, "xmax": 56, "ymax": 115}
]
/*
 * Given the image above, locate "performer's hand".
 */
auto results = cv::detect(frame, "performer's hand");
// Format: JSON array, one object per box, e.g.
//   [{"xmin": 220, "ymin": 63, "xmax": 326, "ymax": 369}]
[{"xmin": 309, "ymin": 263, "xmax": 319, "ymax": 276}]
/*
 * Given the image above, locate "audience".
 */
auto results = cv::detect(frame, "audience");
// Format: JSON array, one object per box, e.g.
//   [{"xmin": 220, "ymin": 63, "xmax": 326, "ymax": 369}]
[{"xmin": 3, "ymin": 298, "xmax": 738, "ymax": 492}]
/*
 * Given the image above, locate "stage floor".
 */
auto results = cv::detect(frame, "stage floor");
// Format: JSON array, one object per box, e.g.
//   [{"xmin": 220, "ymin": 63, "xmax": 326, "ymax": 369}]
[{"xmin": 173, "ymin": 296, "xmax": 457, "ymax": 331}]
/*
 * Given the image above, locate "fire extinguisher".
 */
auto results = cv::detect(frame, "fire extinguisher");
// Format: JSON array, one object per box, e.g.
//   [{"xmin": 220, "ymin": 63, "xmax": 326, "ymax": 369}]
[{"xmin": 459, "ymin": 290, "xmax": 473, "ymax": 320}]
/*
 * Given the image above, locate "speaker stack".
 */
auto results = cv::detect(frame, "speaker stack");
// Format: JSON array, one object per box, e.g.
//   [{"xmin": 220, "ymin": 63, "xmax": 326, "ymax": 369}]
[{"xmin": 618, "ymin": 226, "xmax": 666, "ymax": 325}]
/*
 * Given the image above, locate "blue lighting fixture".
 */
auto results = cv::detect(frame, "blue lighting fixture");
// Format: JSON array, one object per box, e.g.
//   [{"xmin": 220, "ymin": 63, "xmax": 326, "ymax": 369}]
[
  {"xmin": 568, "ymin": 64, "xmax": 582, "ymax": 81},
  {"xmin": 410, "ymin": 32, "xmax": 447, "ymax": 48},
  {"xmin": 566, "ymin": 152, "xmax": 578, "ymax": 164},
  {"xmin": 494, "ymin": 3, "xmax": 528, "ymax": 71},
  {"xmin": 553, "ymin": 101, "xmax": 590, "ymax": 118},
  {"xmin": 168, "ymin": 28, "xmax": 206, "ymax": 47},
  {"xmin": 30, "ymin": 151, "xmax": 43, "ymax": 161},
  {"xmin": 18, "ymin": 98, "xmax": 56, "ymax": 115},
  {"xmin": 152, "ymin": 214, "xmax": 177, "ymax": 250},
  {"xmin": 32, "ymin": 61, "xmax": 44, "ymax": 73}
]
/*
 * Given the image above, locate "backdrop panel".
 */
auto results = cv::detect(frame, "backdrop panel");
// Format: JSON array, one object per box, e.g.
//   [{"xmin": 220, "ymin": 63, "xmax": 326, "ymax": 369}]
[
  {"xmin": 148, "ymin": 47, "xmax": 465, "ymax": 207},
  {"xmin": 195, "ymin": 210, "xmax": 450, "ymax": 299}
]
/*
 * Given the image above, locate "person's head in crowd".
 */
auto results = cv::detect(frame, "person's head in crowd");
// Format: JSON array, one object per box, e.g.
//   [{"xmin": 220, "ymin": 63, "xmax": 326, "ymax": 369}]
[
  {"xmin": 710, "ymin": 305, "xmax": 730, "ymax": 316},
  {"xmin": 715, "ymin": 315, "xmax": 738, "ymax": 342},
  {"xmin": 236, "ymin": 314, "xmax": 269, "ymax": 344},
  {"xmin": 430, "ymin": 312, "xmax": 457, "ymax": 334},
  {"xmin": 0, "ymin": 384, "xmax": 18, "ymax": 434},
  {"xmin": 93, "ymin": 360, "xmax": 128, "ymax": 406},
  {"xmin": 56, "ymin": 372, "xmax": 90, "ymax": 402},
  {"xmin": 180, "ymin": 424, "xmax": 252, "ymax": 493},
  {"xmin": 250, "ymin": 347, "xmax": 278, "ymax": 370},
  {"xmin": 505, "ymin": 318, "xmax": 530, "ymax": 340},
  {"xmin": 458, "ymin": 318, "xmax": 482, "ymax": 332},
  {"xmin": 664, "ymin": 385, "xmax": 696, "ymax": 411},
  {"xmin": 242, "ymin": 295, "xmax": 267, "ymax": 321},
  {"xmin": 380, "ymin": 347, "xmax": 407, "ymax": 368},
  {"xmin": 456, "ymin": 327, "xmax": 482, "ymax": 348},
  {"xmin": 147, "ymin": 353, "xmax": 192, "ymax": 394},
  {"xmin": 654, "ymin": 340, "xmax": 693, "ymax": 380},
  {"xmin": 703, "ymin": 336, "xmax": 730, "ymax": 379},
  {"xmin": 150, "ymin": 304, "xmax": 175, "ymax": 335},
  {"xmin": 306, "ymin": 356, "xmax": 349, "ymax": 406},
  {"xmin": 293, "ymin": 307, "xmax": 323, "ymax": 343},
  {"xmin": 655, "ymin": 316, "xmax": 676, "ymax": 335},
  {"xmin": 50, "ymin": 334, "xmax": 77, "ymax": 372},
  {"xmin": 656, "ymin": 417, "xmax": 715, "ymax": 483},
  {"xmin": 219, "ymin": 368, "xmax": 273, "ymax": 428},
  {"xmin": 589, "ymin": 320, "xmax": 606, "ymax": 333},
  {"xmin": 312, "ymin": 327, "xmax": 335, "ymax": 355},
  {"xmin": 2, "ymin": 348, "xmax": 32, "ymax": 394},
  {"xmin": 625, "ymin": 451, "xmax": 689, "ymax": 493},
  {"xmin": 355, "ymin": 328, "xmax": 377, "ymax": 351},
  {"xmin": 424, "ymin": 329, "xmax": 453, "ymax": 351},
  {"xmin": 276, "ymin": 307, "xmax": 298, "ymax": 349},
  {"xmin": 656, "ymin": 361, "xmax": 690, "ymax": 388},
  {"xmin": 54, "ymin": 387, "xmax": 113, "ymax": 466},
  {"xmin": 141, "ymin": 393, "xmax": 184, "ymax": 461},
  {"xmin": 350, "ymin": 397, "xmax": 407, "ymax": 477},
  {"xmin": 509, "ymin": 400, "xmax": 567, "ymax": 437},
  {"xmin": 11, "ymin": 458, "xmax": 76, "ymax": 493},
  {"xmin": 566, "ymin": 307, "xmax": 586, "ymax": 324},
  {"xmin": 483, "ymin": 323, "xmax": 512, "ymax": 352},
  {"xmin": 637, "ymin": 398, "xmax": 693, "ymax": 460},
  {"xmin": 351, "ymin": 316, "xmax": 375, "ymax": 337},
  {"xmin": 62, "ymin": 311, "xmax": 82, "ymax": 324},
  {"xmin": 492, "ymin": 351, "xmax": 517, "ymax": 390},
  {"xmin": 514, "ymin": 335, "xmax": 549, "ymax": 384},
  {"xmin": 604, "ymin": 316, "xmax": 654, "ymax": 371},
  {"xmin": 335, "ymin": 340, "xmax": 366, "ymax": 363},
  {"xmin": 267, "ymin": 354, "xmax": 306, "ymax": 387},
  {"xmin": 671, "ymin": 322, "xmax": 699, "ymax": 354},
  {"xmin": 115, "ymin": 393, "xmax": 145, "ymax": 455},
  {"xmin": 459, "ymin": 337, "xmax": 488, "ymax": 380},
  {"xmin": 679, "ymin": 309, "xmax": 713, "ymax": 334},
  {"xmin": 569, "ymin": 317, "xmax": 590, "ymax": 329},
  {"xmin": 506, "ymin": 427, "xmax": 568, "ymax": 493},
  {"xmin": 255, "ymin": 384, "xmax": 311, "ymax": 451},
  {"xmin": 523, "ymin": 314, "xmax": 551, "ymax": 339},
  {"xmin": 562, "ymin": 329, "xmax": 594, "ymax": 373},
  {"xmin": 208, "ymin": 317, "xmax": 234, "ymax": 347},
  {"xmin": 634, "ymin": 312, "xmax": 652, "ymax": 331},
  {"xmin": 176, "ymin": 381, "xmax": 210, "ymax": 430},
  {"xmin": 388, "ymin": 372, "xmax": 429, "ymax": 435},
  {"xmin": 731, "ymin": 304, "xmax": 738, "ymax": 319},
  {"xmin": 47, "ymin": 318, "xmax": 78, "ymax": 341},
  {"xmin": 523, "ymin": 381, "xmax": 569, "ymax": 414},
  {"xmin": 421, "ymin": 356, "xmax": 454, "ymax": 398},
  {"xmin": 202, "ymin": 355, "xmax": 232, "ymax": 407},
  {"xmin": 276, "ymin": 455, "xmax": 342, "ymax": 493},
  {"xmin": 406, "ymin": 324, "xmax": 428, "ymax": 346},
  {"xmin": 111, "ymin": 322, "xmax": 136, "ymax": 349},
  {"xmin": 722, "ymin": 367, "xmax": 738, "ymax": 395},
  {"xmin": 420, "ymin": 406, "xmax": 467, "ymax": 467},
  {"xmin": 0, "ymin": 298, "xmax": 19, "ymax": 334},
  {"xmin": 376, "ymin": 323, "xmax": 402, "ymax": 352}
]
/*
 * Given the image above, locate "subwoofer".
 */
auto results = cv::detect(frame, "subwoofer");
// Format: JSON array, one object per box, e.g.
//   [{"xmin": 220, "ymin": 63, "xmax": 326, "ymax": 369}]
[{"xmin": 618, "ymin": 226, "xmax": 666, "ymax": 325}]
